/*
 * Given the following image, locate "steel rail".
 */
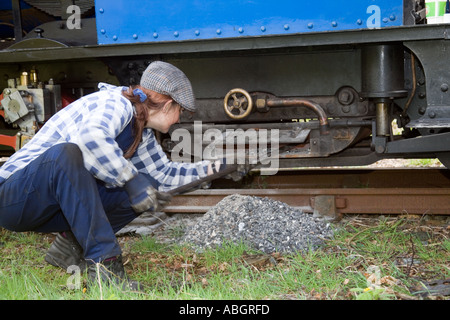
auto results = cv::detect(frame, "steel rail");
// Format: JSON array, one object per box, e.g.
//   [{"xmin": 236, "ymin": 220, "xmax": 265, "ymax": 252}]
[{"xmin": 164, "ymin": 168, "xmax": 450, "ymax": 216}]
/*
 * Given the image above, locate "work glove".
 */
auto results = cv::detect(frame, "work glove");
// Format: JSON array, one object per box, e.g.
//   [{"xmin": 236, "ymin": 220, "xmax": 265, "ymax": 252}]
[
  {"xmin": 124, "ymin": 173, "xmax": 172, "ymax": 213},
  {"xmin": 212, "ymin": 157, "xmax": 251, "ymax": 181}
]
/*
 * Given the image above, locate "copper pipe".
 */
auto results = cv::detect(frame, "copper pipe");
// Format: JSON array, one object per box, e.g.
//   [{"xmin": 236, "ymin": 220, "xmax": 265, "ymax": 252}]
[{"xmin": 266, "ymin": 99, "xmax": 329, "ymax": 134}]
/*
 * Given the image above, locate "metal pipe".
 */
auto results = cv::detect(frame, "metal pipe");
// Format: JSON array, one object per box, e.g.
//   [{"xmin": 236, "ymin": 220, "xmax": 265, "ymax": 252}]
[
  {"xmin": 266, "ymin": 99, "xmax": 329, "ymax": 134},
  {"xmin": 376, "ymin": 100, "xmax": 390, "ymax": 136}
]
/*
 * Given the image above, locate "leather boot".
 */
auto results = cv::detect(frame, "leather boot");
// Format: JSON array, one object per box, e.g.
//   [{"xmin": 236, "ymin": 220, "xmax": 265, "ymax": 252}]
[
  {"xmin": 87, "ymin": 255, "xmax": 144, "ymax": 292},
  {"xmin": 45, "ymin": 231, "xmax": 87, "ymax": 271}
]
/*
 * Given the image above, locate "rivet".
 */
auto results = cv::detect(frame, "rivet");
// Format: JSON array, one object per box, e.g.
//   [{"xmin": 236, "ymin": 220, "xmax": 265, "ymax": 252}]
[
  {"xmin": 216, "ymin": 29, "xmax": 222, "ymax": 35},
  {"xmin": 331, "ymin": 21, "xmax": 338, "ymax": 27},
  {"xmin": 418, "ymin": 107, "xmax": 426, "ymax": 115},
  {"xmin": 356, "ymin": 19, "xmax": 363, "ymax": 25},
  {"xmin": 153, "ymin": 32, "xmax": 158, "ymax": 38},
  {"xmin": 441, "ymin": 83, "xmax": 449, "ymax": 92},
  {"xmin": 113, "ymin": 35, "xmax": 118, "ymax": 41},
  {"xmin": 195, "ymin": 30, "xmax": 200, "ymax": 36},
  {"xmin": 383, "ymin": 17, "xmax": 389, "ymax": 23},
  {"xmin": 284, "ymin": 24, "xmax": 289, "ymax": 30},
  {"xmin": 389, "ymin": 14, "xmax": 396, "ymax": 21},
  {"xmin": 260, "ymin": 26, "xmax": 266, "ymax": 32},
  {"xmin": 100, "ymin": 29, "xmax": 106, "ymax": 34},
  {"xmin": 99, "ymin": 8, "xmax": 104, "ymax": 13},
  {"xmin": 238, "ymin": 27, "xmax": 244, "ymax": 33},
  {"xmin": 174, "ymin": 31, "xmax": 179, "ymax": 37},
  {"xmin": 429, "ymin": 111, "xmax": 436, "ymax": 118},
  {"xmin": 307, "ymin": 23, "xmax": 313, "ymax": 29},
  {"xmin": 132, "ymin": 34, "xmax": 138, "ymax": 39}
]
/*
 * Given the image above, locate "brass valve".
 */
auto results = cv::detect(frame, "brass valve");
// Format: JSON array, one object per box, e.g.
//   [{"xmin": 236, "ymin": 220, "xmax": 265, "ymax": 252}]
[{"xmin": 223, "ymin": 88, "xmax": 253, "ymax": 120}]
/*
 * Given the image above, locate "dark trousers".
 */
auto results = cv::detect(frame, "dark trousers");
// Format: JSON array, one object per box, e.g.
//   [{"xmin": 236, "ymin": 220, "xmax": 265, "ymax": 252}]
[{"xmin": 0, "ymin": 143, "xmax": 140, "ymax": 263}]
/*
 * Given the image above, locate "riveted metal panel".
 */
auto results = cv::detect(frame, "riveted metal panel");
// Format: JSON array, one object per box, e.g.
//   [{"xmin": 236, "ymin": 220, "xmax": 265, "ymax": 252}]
[{"xmin": 95, "ymin": 0, "xmax": 404, "ymax": 45}]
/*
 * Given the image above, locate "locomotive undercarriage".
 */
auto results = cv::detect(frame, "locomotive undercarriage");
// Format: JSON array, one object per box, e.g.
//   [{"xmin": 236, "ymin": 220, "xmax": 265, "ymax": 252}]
[{"xmin": 1, "ymin": 22, "xmax": 450, "ymax": 169}]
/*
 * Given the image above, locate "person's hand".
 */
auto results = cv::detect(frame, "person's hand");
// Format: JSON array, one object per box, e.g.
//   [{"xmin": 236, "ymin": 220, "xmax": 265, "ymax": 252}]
[
  {"xmin": 125, "ymin": 174, "xmax": 172, "ymax": 212},
  {"xmin": 155, "ymin": 191, "xmax": 172, "ymax": 208},
  {"xmin": 211, "ymin": 158, "xmax": 251, "ymax": 181}
]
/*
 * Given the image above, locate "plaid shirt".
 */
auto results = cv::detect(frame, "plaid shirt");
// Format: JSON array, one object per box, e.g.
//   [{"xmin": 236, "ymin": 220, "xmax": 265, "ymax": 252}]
[{"xmin": 0, "ymin": 83, "xmax": 209, "ymax": 191}]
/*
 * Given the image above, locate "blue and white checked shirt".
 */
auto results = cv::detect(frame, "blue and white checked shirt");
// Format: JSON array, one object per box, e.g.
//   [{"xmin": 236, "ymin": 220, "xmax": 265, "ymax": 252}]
[{"xmin": 0, "ymin": 83, "xmax": 209, "ymax": 191}]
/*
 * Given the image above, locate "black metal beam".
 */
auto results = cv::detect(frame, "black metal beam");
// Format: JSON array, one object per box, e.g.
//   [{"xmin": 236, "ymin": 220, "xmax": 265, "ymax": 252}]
[
  {"xmin": 11, "ymin": 0, "xmax": 23, "ymax": 42},
  {"xmin": 1, "ymin": 24, "xmax": 450, "ymax": 63},
  {"xmin": 386, "ymin": 132, "xmax": 450, "ymax": 153}
]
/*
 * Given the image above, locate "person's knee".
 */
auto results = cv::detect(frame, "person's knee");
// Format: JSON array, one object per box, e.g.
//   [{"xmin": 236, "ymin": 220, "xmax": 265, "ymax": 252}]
[{"xmin": 48, "ymin": 143, "xmax": 83, "ymax": 166}]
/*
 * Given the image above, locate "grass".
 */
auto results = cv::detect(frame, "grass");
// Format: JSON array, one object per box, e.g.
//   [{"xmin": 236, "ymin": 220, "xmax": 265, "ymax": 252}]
[{"xmin": 0, "ymin": 215, "xmax": 448, "ymax": 300}]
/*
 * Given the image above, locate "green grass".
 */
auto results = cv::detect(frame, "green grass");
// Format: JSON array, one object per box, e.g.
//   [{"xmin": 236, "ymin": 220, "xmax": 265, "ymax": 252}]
[
  {"xmin": 0, "ymin": 216, "xmax": 449, "ymax": 300},
  {"xmin": 407, "ymin": 158, "xmax": 443, "ymax": 167}
]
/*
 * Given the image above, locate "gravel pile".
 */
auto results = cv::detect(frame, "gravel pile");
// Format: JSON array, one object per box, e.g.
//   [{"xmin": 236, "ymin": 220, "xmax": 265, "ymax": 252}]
[{"xmin": 180, "ymin": 194, "xmax": 334, "ymax": 254}]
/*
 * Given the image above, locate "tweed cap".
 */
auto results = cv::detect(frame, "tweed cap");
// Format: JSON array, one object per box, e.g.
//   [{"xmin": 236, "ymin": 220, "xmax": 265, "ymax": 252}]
[{"xmin": 140, "ymin": 61, "xmax": 196, "ymax": 112}]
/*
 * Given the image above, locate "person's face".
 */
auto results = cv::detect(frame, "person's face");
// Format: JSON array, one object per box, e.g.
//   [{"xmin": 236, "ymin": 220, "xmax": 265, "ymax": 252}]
[{"xmin": 146, "ymin": 100, "xmax": 184, "ymax": 133}]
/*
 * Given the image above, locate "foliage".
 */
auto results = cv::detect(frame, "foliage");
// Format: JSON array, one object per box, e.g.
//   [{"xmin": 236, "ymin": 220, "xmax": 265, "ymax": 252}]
[{"xmin": 0, "ymin": 215, "xmax": 448, "ymax": 300}]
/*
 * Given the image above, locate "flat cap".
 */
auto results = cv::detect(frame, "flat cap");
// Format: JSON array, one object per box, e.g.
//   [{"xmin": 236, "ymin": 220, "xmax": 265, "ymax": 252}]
[{"xmin": 140, "ymin": 61, "xmax": 196, "ymax": 112}]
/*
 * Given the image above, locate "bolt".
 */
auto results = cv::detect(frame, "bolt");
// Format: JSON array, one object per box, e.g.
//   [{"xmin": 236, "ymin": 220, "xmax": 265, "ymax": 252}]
[
  {"xmin": 376, "ymin": 145, "xmax": 385, "ymax": 153},
  {"xmin": 342, "ymin": 105, "xmax": 350, "ymax": 113},
  {"xmin": 418, "ymin": 106, "xmax": 426, "ymax": 115},
  {"xmin": 441, "ymin": 83, "xmax": 448, "ymax": 92},
  {"xmin": 34, "ymin": 28, "xmax": 44, "ymax": 38},
  {"xmin": 338, "ymin": 89, "xmax": 355, "ymax": 105},
  {"xmin": 256, "ymin": 99, "xmax": 266, "ymax": 108}
]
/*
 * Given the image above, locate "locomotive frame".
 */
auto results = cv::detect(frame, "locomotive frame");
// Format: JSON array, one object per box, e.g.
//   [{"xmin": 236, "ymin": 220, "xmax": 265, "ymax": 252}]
[{"xmin": 1, "ymin": 0, "xmax": 450, "ymax": 170}]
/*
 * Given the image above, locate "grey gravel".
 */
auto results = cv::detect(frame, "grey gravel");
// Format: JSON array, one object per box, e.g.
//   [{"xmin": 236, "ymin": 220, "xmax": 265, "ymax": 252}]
[{"xmin": 180, "ymin": 194, "xmax": 334, "ymax": 254}]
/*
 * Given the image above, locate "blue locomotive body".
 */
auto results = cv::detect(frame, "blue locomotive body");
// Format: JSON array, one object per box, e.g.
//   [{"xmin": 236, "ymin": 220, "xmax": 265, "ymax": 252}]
[{"xmin": 95, "ymin": 0, "xmax": 403, "ymax": 44}]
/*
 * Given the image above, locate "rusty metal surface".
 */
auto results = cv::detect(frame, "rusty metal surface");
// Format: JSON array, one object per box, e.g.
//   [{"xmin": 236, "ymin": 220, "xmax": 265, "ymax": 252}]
[{"xmin": 164, "ymin": 169, "xmax": 450, "ymax": 215}]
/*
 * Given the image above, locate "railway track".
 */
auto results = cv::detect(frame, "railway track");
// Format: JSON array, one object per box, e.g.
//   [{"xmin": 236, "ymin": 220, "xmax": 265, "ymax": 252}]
[
  {"xmin": 165, "ymin": 168, "xmax": 450, "ymax": 218},
  {"xmin": 1, "ymin": 154, "xmax": 449, "ymax": 217}
]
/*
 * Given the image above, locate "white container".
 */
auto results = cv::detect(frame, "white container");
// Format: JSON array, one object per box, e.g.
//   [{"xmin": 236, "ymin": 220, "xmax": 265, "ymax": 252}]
[{"xmin": 426, "ymin": 0, "xmax": 448, "ymax": 24}]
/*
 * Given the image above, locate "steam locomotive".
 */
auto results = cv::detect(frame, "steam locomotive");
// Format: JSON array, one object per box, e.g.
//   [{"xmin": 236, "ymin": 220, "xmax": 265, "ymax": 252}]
[{"xmin": 1, "ymin": 0, "xmax": 450, "ymax": 170}]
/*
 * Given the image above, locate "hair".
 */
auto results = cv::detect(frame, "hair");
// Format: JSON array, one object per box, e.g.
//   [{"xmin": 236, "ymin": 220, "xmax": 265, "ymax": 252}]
[{"xmin": 121, "ymin": 85, "xmax": 172, "ymax": 159}]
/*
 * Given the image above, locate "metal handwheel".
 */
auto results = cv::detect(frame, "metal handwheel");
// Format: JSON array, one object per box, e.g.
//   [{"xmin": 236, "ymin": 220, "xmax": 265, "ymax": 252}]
[{"xmin": 223, "ymin": 88, "xmax": 253, "ymax": 120}]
